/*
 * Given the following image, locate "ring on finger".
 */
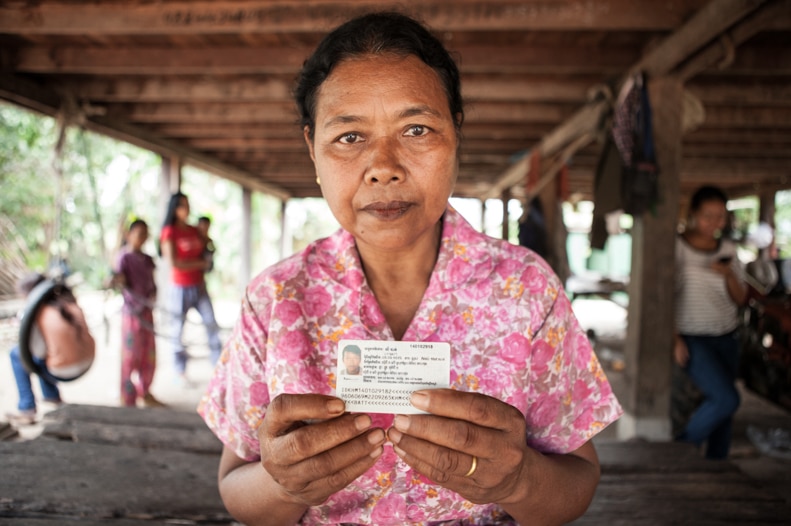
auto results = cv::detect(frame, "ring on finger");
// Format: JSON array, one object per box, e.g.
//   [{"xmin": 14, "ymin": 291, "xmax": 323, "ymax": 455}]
[{"xmin": 464, "ymin": 455, "xmax": 478, "ymax": 477}]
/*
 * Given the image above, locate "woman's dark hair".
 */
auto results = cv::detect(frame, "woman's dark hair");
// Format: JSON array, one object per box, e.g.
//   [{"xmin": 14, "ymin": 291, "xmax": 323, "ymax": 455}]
[
  {"xmin": 294, "ymin": 11, "xmax": 464, "ymax": 139},
  {"xmin": 689, "ymin": 185, "xmax": 728, "ymax": 213},
  {"xmin": 159, "ymin": 192, "xmax": 187, "ymax": 256}
]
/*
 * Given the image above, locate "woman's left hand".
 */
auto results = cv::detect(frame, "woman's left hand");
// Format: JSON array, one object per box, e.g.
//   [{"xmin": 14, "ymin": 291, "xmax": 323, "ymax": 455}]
[{"xmin": 387, "ymin": 388, "xmax": 531, "ymax": 505}]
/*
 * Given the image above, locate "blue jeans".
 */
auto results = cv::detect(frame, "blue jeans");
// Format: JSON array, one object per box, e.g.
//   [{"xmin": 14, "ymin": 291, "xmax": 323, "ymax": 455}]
[
  {"xmin": 9, "ymin": 345, "xmax": 61, "ymax": 412},
  {"xmin": 677, "ymin": 331, "xmax": 741, "ymax": 459},
  {"xmin": 167, "ymin": 283, "xmax": 222, "ymax": 374}
]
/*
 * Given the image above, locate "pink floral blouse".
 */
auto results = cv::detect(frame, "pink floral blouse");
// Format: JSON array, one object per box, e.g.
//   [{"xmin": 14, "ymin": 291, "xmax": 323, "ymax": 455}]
[{"xmin": 198, "ymin": 206, "xmax": 623, "ymax": 525}]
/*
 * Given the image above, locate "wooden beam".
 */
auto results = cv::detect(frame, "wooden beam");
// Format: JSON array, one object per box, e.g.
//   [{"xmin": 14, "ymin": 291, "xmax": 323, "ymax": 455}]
[
  {"xmin": 481, "ymin": 99, "xmax": 609, "ymax": 199},
  {"xmin": 110, "ymin": 102, "xmax": 297, "ymax": 123},
  {"xmin": 14, "ymin": 47, "xmax": 310, "ymax": 75},
  {"xmin": 13, "ymin": 43, "xmax": 639, "ymax": 75},
  {"xmin": 630, "ymin": 0, "xmax": 768, "ymax": 77},
  {"xmin": 63, "ymin": 75, "xmax": 293, "ymax": 102},
  {"xmin": 676, "ymin": 0, "xmax": 791, "ymax": 81},
  {"xmin": 484, "ymin": 0, "xmax": 771, "ymax": 200},
  {"xmin": 0, "ymin": 1, "xmax": 711, "ymax": 35},
  {"xmin": 0, "ymin": 73, "xmax": 290, "ymax": 200}
]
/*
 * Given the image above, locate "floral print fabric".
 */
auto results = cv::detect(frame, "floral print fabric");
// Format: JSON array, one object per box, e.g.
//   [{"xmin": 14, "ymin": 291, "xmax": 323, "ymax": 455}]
[{"xmin": 198, "ymin": 206, "xmax": 623, "ymax": 525}]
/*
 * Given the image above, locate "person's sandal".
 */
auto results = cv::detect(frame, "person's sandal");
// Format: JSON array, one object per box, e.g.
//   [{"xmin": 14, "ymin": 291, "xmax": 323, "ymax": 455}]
[
  {"xmin": 141, "ymin": 393, "xmax": 167, "ymax": 408},
  {"xmin": 5, "ymin": 410, "xmax": 37, "ymax": 426}
]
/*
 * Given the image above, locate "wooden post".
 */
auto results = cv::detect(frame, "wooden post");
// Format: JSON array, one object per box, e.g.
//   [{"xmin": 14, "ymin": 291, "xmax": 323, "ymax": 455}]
[
  {"xmin": 279, "ymin": 199, "xmax": 290, "ymax": 260},
  {"xmin": 241, "ymin": 187, "xmax": 252, "ymax": 294},
  {"xmin": 501, "ymin": 189, "xmax": 510, "ymax": 240},
  {"xmin": 620, "ymin": 77, "xmax": 683, "ymax": 440}
]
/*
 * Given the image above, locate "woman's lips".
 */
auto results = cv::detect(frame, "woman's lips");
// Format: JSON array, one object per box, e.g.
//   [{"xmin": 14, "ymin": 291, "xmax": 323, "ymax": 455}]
[{"xmin": 361, "ymin": 201, "xmax": 413, "ymax": 220}]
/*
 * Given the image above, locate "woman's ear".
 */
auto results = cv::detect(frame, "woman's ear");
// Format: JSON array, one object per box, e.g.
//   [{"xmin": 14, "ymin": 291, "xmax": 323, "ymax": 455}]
[{"xmin": 303, "ymin": 126, "xmax": 316, "ymax": 162}]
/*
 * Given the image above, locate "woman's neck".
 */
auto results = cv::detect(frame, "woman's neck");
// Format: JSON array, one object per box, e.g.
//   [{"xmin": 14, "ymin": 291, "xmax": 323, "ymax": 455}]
[
  {"xmin": 357, "ymin": 223, "xmax": 441, "ymax": 339},
  {"xmin": 683, "ymin": 229, "xmax": 718, "ymax": 250}
]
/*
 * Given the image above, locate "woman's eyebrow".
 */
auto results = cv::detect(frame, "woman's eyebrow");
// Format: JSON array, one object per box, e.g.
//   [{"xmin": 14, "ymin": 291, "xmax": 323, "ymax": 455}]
[
  {"xmin": 323, "ymin": 114, "xmax": 363, "ymax": 129},
  {"xmin": 399, "ymin": 105, "xmax": 442, "ymax": 119}
]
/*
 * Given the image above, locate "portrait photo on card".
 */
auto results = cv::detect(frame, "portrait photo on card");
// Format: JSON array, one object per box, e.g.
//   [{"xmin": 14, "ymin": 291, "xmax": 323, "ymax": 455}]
[{"xmin": 339, "ymin": 343, "xmax": 363, "ymax": 376}]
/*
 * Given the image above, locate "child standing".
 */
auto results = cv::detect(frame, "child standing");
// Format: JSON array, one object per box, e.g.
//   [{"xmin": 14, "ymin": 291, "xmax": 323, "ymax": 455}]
[{"xmin": 114, "ymin": 219, "xmax": 164, "ymax": 408}]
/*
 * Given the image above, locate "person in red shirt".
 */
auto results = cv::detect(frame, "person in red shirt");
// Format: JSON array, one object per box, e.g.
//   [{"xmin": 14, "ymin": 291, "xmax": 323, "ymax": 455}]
[{"xmin": 159, "ymin": 192, "xmax": 222, "ymax": 383}]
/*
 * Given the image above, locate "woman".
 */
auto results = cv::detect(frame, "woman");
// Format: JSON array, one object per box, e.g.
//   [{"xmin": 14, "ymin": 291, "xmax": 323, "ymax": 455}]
[
  {"xmin": 198, "ymin": 12, "xmax": 622, "ymax": 525},
  {"xmin": 674, "ymin": 185, "xmax": 747, "ymax": 459},
  {"xmin": 159, "ymin": 192, "xmax": 222, "ymax": 380}
]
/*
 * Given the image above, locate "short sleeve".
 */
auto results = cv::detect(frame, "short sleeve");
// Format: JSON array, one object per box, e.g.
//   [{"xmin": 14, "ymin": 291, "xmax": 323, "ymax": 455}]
[
  {"xmin": 524, "ymin": 289, "xmax": 622, "ymax": 453},
  {"xmin": 198, "ymin": 285, "xmax": 272, "ymax": 461}
]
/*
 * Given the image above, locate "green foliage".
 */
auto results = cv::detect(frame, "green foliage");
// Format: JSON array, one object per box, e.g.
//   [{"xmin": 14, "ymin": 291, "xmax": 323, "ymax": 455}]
[
  {"xmin": 0, "ymin": 102, "xmax": 298, "ymax": 300},
  {"xmin": 0, "ymin": 103, "xmax": 161, "ymax": 289}
]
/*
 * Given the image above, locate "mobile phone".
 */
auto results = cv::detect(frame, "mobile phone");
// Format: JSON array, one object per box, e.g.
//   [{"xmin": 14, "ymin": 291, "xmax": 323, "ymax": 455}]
[{"xmin": 718, "ymin": 256, "xmax": 733, "ymax": 264}]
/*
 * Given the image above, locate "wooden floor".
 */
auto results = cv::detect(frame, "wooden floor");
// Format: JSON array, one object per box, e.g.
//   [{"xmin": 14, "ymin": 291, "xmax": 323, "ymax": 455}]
[{"xmin": 2, "ymin": 389, "xmax": 791, "ymax": 525}]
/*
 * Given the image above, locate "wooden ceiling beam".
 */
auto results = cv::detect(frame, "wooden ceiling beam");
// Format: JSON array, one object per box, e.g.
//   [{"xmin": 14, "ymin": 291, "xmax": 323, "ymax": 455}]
[
  {"xmin": 111, "ymin": 101, "xmax": 297, "ymax": 123},
  {"xmin": 13, "ymin": 44, "xmax": 637, "ymax": 75},
  {"xmin": 0, "ymin": 1, "xmax": 709, "ymax": 35},
  {"xmin": 63, "ymin": 76, "xmax": 294, "ymax": 102},
  {"xmin": 484, "ymin": 0, "xmax": 771, "ymax": 200},
  {"xmin": 13, "ymin": 47, "xmax": 309, "ymax": 75},
  {"xmin": 676, "ymin": 0, "xmax": 791, "ymax": 80}
]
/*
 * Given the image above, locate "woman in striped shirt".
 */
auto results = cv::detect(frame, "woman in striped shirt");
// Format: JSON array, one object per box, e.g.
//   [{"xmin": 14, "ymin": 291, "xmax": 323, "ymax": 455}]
[{"xmin": 674, "ymin": 185, "xmax": 748, "ymax": 459}]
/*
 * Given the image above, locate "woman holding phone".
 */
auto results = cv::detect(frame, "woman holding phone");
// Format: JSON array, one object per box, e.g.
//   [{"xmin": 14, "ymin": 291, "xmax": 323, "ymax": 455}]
[{"xmin": 674, "ymin": 185, "xmax": 748, "ymax": 459}]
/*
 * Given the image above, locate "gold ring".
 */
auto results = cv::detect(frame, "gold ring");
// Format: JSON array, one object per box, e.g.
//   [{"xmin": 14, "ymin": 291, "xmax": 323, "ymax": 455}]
[{"xmin": 464, "ymin": 455, "xmax": 478, "ymax": 477}]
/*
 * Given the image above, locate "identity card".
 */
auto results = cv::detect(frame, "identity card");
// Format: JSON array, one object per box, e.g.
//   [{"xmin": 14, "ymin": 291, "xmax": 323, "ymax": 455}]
[{"xmin": 336, "ymin": 339, "xmax": 451, "ymax": 414}]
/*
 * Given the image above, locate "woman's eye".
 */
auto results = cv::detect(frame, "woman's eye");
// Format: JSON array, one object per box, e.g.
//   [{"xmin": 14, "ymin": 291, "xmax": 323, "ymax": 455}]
[
  {"xmin": 338, "ymin": 133, "xmax": 360, "ymax": 144},
  {"xmin": 405, "ymin": 125, "xmax": 428, "ymax": 137}
]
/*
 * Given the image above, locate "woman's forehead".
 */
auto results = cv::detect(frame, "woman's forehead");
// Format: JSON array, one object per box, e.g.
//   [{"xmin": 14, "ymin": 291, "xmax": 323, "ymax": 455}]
[{"xmin": 315, "ymin": 55, "xmax": 450, "ymax": 118}]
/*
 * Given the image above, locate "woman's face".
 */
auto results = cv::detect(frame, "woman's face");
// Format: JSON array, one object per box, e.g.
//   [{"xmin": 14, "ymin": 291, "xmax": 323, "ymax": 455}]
[
  {"xmin": 691, "ymin": 199, "xmax": 728, "ymax": 239},
  {"xmin": 175, "ymin": 196, "xmax": 190, "ymax": 222},
  {"xmin": 305, "ymin": 54, "xmax": 459, "ymax": 253}
]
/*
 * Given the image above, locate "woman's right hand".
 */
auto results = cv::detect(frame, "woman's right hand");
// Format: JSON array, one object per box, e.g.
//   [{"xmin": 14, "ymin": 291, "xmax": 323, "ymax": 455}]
[
  {"xmin": 258, "ymin": 394, "xmax": 386, "ymax": 506},
  {"xmin": 673, "ymin": 336, "xmax": 689, "ymax": 367}
]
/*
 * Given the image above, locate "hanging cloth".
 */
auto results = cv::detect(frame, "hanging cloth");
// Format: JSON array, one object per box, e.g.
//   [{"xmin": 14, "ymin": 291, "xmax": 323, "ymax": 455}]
[{"xmin": 612, "ymin": 72, "xmax": 660, "ymax": 216}]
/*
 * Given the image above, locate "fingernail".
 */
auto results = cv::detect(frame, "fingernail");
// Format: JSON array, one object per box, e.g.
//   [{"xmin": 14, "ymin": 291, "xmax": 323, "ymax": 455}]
[
  {"xmin": 370, "ymin": 446, "xmax": 383, "ymax": 459},
  {"xmin": 326, "ymin": 399, "xmax": 345, "ymax": 414},
  {"xmin": 410, "ymin": 391, "xmax": 429, "ymax": 410},
  {"xmin": 368, "ymin": 428, "xmax": 385, "ymax": 445},
  {"xmin": 393, "ymin": 445, "xmax": 406, "ymax": 458},
  {"xmin": 393, "ymin": 414, "xmax": 409, "ymax": 431},
  {"xmin": 388, "ymin": 428, "xmax": 403, "ymax": 445},
  {"xmin": 354, "ymin": 414, "xmax": 371, "ymax": 431}
]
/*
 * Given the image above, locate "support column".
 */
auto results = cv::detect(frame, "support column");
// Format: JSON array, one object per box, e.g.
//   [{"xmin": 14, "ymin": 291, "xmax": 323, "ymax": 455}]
[
  {"xmin": 241, "ymin": 187, "xmax": 252, "ymax": 294},
  {"xmin": 501, "ymin": 189, "xmax": 510, "ymax": 240},
  {"xmin": 279, "ymin": 199, "xmax": 291, "ymax": 259},
  {"xmin": 620, "ymin": 77, "xmax": 682, "ymax": 440}
]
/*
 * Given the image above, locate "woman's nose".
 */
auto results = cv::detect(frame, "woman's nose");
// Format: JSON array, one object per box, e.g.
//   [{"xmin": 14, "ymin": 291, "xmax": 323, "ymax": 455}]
[{"xmin": 364, "ymin": 137, "xmax": 405, "ymax": 185}]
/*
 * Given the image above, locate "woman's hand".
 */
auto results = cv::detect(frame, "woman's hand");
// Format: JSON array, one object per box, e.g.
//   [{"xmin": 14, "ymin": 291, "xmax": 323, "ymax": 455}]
[
  {"xmin": 258, "ymin": 394, "xmax": 386, "ymax": 507},
  {"xmin": 386, "ymin": 389, "xmax": 531, "ymax": 506}
]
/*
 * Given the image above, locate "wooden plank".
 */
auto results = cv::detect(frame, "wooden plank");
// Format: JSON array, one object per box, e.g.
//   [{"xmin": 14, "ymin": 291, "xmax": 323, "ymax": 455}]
[
  {"xmin": 13, "ymin": 43, "xmax": 638, "ymax": 75},
  {"xmin": 0, "ymin": 1, "xmax": 710, "ymax": 34},
  {"xmin": 0, "ymin": 439, "xmax": 230, "ymax": 523}
]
